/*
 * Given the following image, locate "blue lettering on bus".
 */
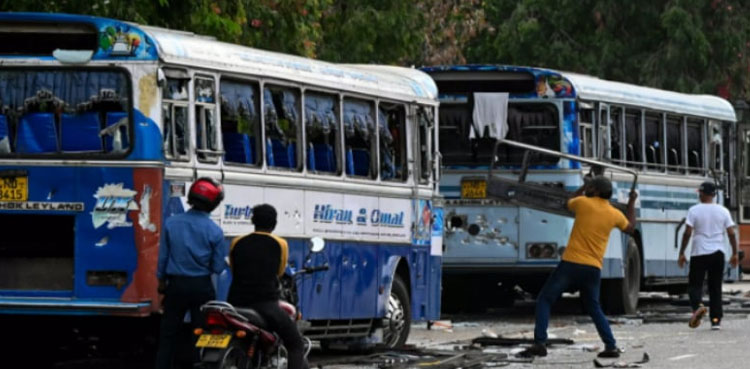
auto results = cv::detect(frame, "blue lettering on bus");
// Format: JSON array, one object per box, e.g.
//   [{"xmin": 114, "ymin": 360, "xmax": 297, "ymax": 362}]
[
  {"xmin": 371, "ymin": 209, "xmax": 404, "ymax": 227},
  {"xmin": 313, "ymin": 204, "xmax": 353, "ymax": 224},
  {"xmin": 356, "ymin": 208, "xmax": 368, "ymax": 225},
  {"xmin": 224, "ymin": 205, "xmax": 253, "ymax": 220}
]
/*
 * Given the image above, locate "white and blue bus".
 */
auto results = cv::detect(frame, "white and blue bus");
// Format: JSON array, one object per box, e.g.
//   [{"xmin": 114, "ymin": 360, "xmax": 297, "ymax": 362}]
[
  {"xmin": 0, "ymin": 13, "xmax": 443, "ymax": 348},
  {"xmin": 422, "ymin": 65, "xmax": 738, "ymax": 314}
]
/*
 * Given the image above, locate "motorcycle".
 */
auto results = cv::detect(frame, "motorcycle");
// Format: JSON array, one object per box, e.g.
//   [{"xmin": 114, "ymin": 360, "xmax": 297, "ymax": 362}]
[{"xmin": 195, "ymin": 237, "xmax": 328, "ymax": 369}]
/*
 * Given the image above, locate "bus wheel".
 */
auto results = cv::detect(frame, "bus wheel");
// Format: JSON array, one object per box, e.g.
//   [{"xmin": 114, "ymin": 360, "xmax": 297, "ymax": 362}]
[
  {"xmin": 383, "ymin": 276, "xmax": 411, "ymax": 348},
  {"xmin": 602, "ymin": 238, "xmax": 641, "ymax": 315}
]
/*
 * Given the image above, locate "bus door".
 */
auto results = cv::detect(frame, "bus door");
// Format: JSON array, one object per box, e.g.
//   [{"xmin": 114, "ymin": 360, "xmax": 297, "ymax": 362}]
[
  {"xmin": 192, "ymin": 73, "xmax": 223, "ymax": 181},
  {"xmin": 596, "ymin": 103, "xmax": 610, "ymax": 160},
  {"xmin": 737, "ymin": 124, "xmax": 750, "ymax": 269}
]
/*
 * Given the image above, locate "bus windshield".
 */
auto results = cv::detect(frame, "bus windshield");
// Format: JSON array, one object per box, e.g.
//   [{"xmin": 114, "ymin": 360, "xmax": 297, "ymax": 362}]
[
  {"xmin": 0, "ymin": 68, "xmax": 131, "ymax": 157},
  {"xmin": 439, "ymin": 100, "xmax": 559, "ymax": 167}
]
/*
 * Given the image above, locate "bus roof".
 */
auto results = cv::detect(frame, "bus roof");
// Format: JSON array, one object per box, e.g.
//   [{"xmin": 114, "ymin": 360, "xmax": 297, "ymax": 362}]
[
  {"xmin": 422, "ymin": 65, "xmax": 736, "ymax": 122},
  {"xmin": 0, "ymin": 12, "xmax": 437, "ymax": 102},
  {"xmin": 144, "ymin": 26, "xmax": 437, "ymax": 101},
  {"xmin": 563, "ymin": 72, "xmax": 736, "ymax": 122}
]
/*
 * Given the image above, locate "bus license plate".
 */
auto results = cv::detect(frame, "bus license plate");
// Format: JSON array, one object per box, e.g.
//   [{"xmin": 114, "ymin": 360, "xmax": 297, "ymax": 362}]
[
  {"xmin": 195, "ymin": 334, "xmax": 231, "ymax": 348},
  {"xmin": 461, "ymin": 179, "xmax": 486, "ymax": 199},
  {"xmin": 0, "ymin": 176, "xmax": 28, "ymax": 201}
]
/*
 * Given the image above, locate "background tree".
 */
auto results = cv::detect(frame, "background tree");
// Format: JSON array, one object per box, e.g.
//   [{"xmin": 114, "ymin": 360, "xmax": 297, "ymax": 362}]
[{"xmin": 1, "ymin": 0, "xmax": 749, "ymax": 99}]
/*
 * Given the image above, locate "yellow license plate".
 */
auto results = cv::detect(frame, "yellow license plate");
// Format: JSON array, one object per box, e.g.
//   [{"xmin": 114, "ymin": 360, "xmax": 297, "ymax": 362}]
[
  {"xmin": 196, "ymin": 334, "xmax": 232, "ymax": 348},
  {"xmin": 461, "ymin": 179, "xmax": 486, "ymax": 199},
  {"xmin": 0, "ymin": 176, "xmax": 28, "ymax": 201}
]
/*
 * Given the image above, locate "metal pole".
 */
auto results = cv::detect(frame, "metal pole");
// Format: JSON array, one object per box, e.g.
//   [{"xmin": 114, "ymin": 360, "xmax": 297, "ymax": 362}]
[{"xmin": 491, "ymin": 138, "xmax": 639, "ymax": 191}]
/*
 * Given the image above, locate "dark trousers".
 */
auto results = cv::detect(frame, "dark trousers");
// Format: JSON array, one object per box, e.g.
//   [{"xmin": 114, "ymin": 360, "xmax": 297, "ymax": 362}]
[
  {"xmin": 688, "ymin": 251, "xmax": 725, "ymax": 320},
  {"xmin": 156, "ymin": 275, "xmax": 215, "ymax": 369},
  {"xmin": 534, "ymin": 261, "xmax": 616, "ymax": 350},
  {"xmin": 246, "ymin": 301, "xmax": 308, "ymax": 369}
]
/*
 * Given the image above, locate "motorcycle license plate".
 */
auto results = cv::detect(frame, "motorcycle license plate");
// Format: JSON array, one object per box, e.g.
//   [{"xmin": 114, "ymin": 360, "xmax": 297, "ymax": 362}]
[{"xmin": 195, "ymin": 334, "xmax": 231, "ymax": 348}]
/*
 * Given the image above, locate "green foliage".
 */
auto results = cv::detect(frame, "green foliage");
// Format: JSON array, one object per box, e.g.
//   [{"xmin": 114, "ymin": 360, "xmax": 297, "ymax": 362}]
[
  {"xmin": 3, "ymin": 0, "xmax": 750, "ymax": 98},
  {"xmin": 468, "ymin": 0, "xmax": 750, "ymax": 99}
]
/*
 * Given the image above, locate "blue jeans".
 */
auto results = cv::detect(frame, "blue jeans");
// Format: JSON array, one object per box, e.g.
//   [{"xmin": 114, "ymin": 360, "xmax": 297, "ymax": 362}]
[{"xmin": 534, "ymin": 261, "xmax": 616, "ymax": 350}]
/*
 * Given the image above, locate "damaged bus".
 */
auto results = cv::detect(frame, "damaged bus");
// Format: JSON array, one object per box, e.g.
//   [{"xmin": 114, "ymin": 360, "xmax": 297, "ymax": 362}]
[
  {"xmin": 0, "ymin": 13, "xmax": 443, "ymax": 348},
  {"xmin": 422, "ymin": 65, "xmax": 738, "ymax": 314}
]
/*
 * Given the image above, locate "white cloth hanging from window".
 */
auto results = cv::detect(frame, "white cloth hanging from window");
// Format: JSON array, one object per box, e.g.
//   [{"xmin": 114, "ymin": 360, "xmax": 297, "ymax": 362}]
[{"xmin": 470, "ymin": 93, "xmax": 509, "ymax": 139}]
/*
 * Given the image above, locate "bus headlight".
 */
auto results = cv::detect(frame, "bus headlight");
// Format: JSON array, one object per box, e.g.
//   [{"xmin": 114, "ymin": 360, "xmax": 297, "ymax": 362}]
[
  {"xmin": 446, "ymin": 214, "xmax": 467, "ymax": 231},
  {"xmin": 526, "ymin": 243, "xmax": 558, "ymax": 259}
]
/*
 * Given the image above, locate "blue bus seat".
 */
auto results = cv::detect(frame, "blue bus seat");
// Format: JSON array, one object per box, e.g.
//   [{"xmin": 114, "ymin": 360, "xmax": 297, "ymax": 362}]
[
  {"xmin": 223, "ymin": 132, "xmax": 255, "ymax": 164},
  {"xmin": 381, "ymin": 150, "xmax": 396, "ymax": 180},
  {"xmin": 61, "ymin": 112, "xmax": 102, "ymax": 151},
  {"xmin": 269, "ymin": 138, "xmax": 296, "ymax": 168},
  {"xmin": 345, "ymin": 148, "xmax": 355, "ymax": 175},
  {"xmin": 0, "ymin": 115, "xmax": 9, "ymax": 152},
  {"xmin": 351, "ymin": 148, "xmax": 370, "ymax": 176},
  {"xmin": 266, "ymin": 138, "xmax": 275, "ymax": 167},
  {"xmin": 312, "ymin": 143, "xmax": 335, "ymax": 172},
  {"xmin": 307, "ymin": 143, "xmax": 316, "ymax": 171},
  {"xmin": 16, "ymin": 112, "xmax": 58, "ymax": 153},
  {"xmin": 105, "ymin": 112, "xmax": 129, "ymax": 151}
]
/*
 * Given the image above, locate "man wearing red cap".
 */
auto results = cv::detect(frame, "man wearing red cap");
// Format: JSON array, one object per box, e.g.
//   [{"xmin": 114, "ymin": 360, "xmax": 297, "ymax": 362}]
[{"xmin": 156, "ymin": 178, "xmax": 228, "ymax": 369}]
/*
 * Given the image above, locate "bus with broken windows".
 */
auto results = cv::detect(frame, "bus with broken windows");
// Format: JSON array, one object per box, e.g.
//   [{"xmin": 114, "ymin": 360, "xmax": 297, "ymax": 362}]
[
  {"xmin": 0, "ymin": 13, "xmax": 443, "ymax": 348},
  {"xmin": 422, "ymin": 65, "xmax": 739, "ymax": 314}
]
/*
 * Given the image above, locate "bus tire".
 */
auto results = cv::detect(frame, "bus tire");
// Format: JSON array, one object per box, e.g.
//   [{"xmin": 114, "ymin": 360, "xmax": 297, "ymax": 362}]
[
  {"xmin": 602, "ymin": 238, "xmax": 641, "ymax": 315},
  {"xmin": 383, "ymin": 276, "xmax": 411, "ymax": 348}
]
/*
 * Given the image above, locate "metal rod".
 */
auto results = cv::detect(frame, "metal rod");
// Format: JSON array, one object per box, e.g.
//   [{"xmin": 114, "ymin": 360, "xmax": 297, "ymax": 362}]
[{"xmin": 491, "ymin": 138, "xmax": 639, "ymax": 191}]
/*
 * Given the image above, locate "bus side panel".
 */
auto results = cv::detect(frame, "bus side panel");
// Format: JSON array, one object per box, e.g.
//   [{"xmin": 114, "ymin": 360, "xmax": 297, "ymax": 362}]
[
  {"xmin": 121, "ymin": 168, "xmax": 163, "ymax": 312},
  {"xmin": 427, "ymin": 255, "xmax": 442, "ymax": 320},
  {"xmin": 376, "ymin": 245, "xmax": 432, "ymax": 322},
  {"xmin": 72, "ymin": 168, "xmax": 138, "ymax": 301},
  {"xmin": 340, "ymin": 243, "xmax": 378, "ymax": 319},
  {"xmin": 298, "ymin": 240, "xmax": 342, "ymax": 320}
]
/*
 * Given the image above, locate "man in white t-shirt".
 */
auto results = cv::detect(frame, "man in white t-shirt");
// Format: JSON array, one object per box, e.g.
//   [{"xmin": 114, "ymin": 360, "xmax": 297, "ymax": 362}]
[{"xmin": 678, "ymin": 181, "xmax": 738, "ymax": 330}]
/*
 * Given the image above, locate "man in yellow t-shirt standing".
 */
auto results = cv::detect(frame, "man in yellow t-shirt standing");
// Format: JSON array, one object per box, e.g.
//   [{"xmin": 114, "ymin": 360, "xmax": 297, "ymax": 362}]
[{"xmin": 518, "ymin": 176, "xmax": 637, "ymax": 359}]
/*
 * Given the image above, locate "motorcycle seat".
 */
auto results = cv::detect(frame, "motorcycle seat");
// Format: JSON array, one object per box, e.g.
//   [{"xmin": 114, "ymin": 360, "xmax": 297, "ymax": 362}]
[{"xmin": 235, "ymin": 307, "xmax": 267, "ymax": 328}]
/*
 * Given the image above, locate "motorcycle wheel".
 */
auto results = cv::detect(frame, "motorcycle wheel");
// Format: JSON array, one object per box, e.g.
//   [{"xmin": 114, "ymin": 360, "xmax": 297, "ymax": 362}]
[{"xmin": 216, "ymin": 342, "xmax": 247, "ymax": 369}]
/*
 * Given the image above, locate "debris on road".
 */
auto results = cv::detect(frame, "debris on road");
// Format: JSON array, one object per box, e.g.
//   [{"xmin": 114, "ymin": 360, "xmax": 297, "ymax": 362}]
[
  {"xmin": 593, "ymin": 352, "xmax": 650, "ymax": 368},
  {"xmin": 472, "ymin": 335, "xmax": 575, "ymax": 347}
]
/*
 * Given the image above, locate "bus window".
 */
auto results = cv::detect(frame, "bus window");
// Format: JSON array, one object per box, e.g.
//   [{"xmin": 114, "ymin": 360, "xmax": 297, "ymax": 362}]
[
  {"xmin": 687, "ymin": 118, "xmax": 703, "ymax": 174},
  {"xmin": 645, "ymin": 112, "xmax": 663, "ymax": 171},
  {"xmin": 343, "ymin": 98, "xmax": 376, "ymax": 178},
  {"xmin": 0, "ymin": 69, "xmax": 130, "ymax": 156},
  {"xmin": 625, "ymin": 109, "xmax": 643, "ymax": 167},
  {"xmin": 379, "ymin": 103, "xmax": 407, "ymax": 181},
  {"xmin": 264, "ymin": 85, "xmax": 301, "ymax": 171},
  {"xmin": 163, "ymin": 77, "xmax": 189, "ymax": 160},
  {"xmin": 220, "ymin": 79, "xmax": 261, "ymax": 166},
  {"xmin": 609, "ymin": 107, "xmax": 623, "ymax": 162},
  {"xmin": 578, "ymin": 108, "xmax": 595, "ymax": 157},
  {"xmin": 504, "ymin": 103, "xmax": 559, "ymax": 164},
  {"xmin": 417, "ymin": 105, "xmax": 434, "ymax": 184},
  {"xmin": 195, "ymin": 77, "xmax": 219, "ymax": 162},
  {"xmin": 305, "ymin": 92, "xmax": 340, "ymax": 175},
  {"xmin": 666, "ymin": 115, "xmax": 683, "ymax": 172}
]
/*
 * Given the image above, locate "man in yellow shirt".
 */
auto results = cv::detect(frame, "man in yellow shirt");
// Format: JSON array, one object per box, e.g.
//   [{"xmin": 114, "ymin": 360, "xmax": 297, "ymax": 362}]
[{"xmin": 519, "ymin": 176, "xmax": 637, "ymax": 359}]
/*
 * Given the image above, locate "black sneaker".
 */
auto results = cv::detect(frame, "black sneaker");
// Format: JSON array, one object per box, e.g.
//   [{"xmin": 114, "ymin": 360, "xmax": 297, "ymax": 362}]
[
  {"xmin": 711, "ymin": 318, "xmax": 721, "ymax": 330},
  {"xmin": 597, "ymin": 347, "xmax": 623, "ymax": 358},
  {"xmin": 516, "ymin": 343, "xmax": 547, "ymax": 358}
]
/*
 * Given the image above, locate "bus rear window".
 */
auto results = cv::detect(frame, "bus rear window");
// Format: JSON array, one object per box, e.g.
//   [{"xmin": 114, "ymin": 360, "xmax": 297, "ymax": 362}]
[
  {"xmin": 0, "ymin": 22, "xmax": 97, "ymax": 56},
  {"xmin": 439, "ymin": 101, "xmax": 559, "ymax": 167},
  {"xmin": 0, "ymin": 69, "xmax": 131, "ymax": 157}
]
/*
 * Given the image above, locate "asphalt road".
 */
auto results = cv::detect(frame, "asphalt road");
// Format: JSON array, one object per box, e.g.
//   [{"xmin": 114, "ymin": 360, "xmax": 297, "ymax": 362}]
[{"xmin": 3, "ymin": 282, "xmax": 750, "ymax": 369}]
